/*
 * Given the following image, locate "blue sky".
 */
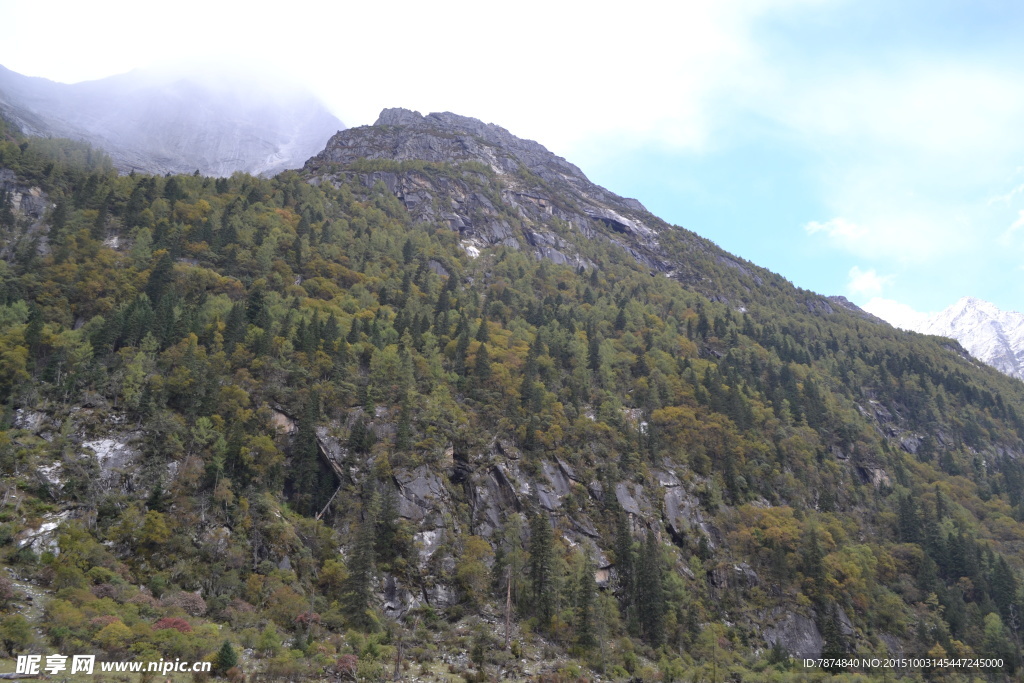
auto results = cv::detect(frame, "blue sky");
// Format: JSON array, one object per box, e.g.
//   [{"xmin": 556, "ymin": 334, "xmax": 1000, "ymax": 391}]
[
  {"xmin": 571, "ymin": 0, "xmax": 1024, "ymax": 325},
  {"xmin": 2, "ymin": 0, "xmax": 1023, "ymax": 324}
]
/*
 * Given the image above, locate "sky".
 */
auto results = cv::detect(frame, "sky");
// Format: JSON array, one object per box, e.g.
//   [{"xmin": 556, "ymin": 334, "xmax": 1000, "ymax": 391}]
[{"xmin": 2, "ymin": 0, "xmax": 1024, "ymax": 325}]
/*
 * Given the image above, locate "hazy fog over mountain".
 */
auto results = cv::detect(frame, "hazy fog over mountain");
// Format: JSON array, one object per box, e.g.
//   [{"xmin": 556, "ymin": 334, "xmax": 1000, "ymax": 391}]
[{"xmin": 0, "ymin": 63, "xmax": 344, "ymax": 176}]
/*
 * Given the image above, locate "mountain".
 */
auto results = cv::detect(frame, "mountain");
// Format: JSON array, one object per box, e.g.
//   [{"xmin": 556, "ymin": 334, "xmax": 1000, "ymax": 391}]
[
  {"xmin": 909, "ymin": 297, "xmax": 1024, "ymax": 382},
  {"xmin": 2, "ymin": 109, "xmax": 1024, "ymax": 680},
  {"xmin": 307, "ymin": 109, "xmax": 839, "ymax": 309},
  {"xmin": 0, "ymin": 64, "xmax": 344, "ymax": 176},
  {"xmin": 306, "ymin": 108, "xmax": 662, "ymax": 270}
]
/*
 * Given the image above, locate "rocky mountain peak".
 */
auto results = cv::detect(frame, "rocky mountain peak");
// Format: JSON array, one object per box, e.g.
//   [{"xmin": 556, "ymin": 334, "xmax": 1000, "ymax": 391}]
[
  {"xmin": 913, "ymin": 297, "xmax": 1024, "ymax": 381},
  {"xmin": 375, "ymin": 107, "xmax": 425, "ymax": 127},
  {"xmin": 305, "ymin": 108, "xmax": 672, "ymax": 273},
  {"xmin": 320, "ymin": 107, "xmax": 593, "ymax": 190}
]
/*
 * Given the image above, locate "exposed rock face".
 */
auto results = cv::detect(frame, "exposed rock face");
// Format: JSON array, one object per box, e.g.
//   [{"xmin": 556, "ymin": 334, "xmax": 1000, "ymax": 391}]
[
  {"xmin": 0, "ymin": 64, "xmax": 345, "ymax": 177},
  {"xmin": 1, "ymin": 169, "xmax": 52, "ymax": 260},
  {"xmin": 305, "ymin": 108, "xmax": 667, "ymax": 272},
  {"xmin": 764, "ymin": 611, "xmax": 824, "ymax": 658},
  {"xmin": 0, "ymin": 169, "xmax": 49, "ymax": 220},
  {"xmin": 826, "ymin": 295, "xmax": 886, "ymax": 323}
]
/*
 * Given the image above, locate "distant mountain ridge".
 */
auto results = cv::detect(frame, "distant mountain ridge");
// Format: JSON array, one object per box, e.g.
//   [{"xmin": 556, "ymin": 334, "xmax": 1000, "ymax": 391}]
[
  {"xmin": 0, "ymin": 64, "xmax": 345, "ymax": 176},
  {"xmin": 912, "ymin": 297, "xmax": 1024, "ymax": 381}
]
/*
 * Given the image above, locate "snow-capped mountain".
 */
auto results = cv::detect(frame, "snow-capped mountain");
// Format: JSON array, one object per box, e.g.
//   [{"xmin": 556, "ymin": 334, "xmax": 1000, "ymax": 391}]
[
  {"xmin": 914, "ymin": 297, "xmax": 1024, "ymax": 381},
  {"xmin": 0, "ymin": 63, "xmax": 344, "ymax": 177}
]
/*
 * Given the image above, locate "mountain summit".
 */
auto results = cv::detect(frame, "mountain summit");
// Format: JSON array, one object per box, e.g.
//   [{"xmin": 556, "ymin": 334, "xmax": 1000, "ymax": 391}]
[
  {"xmin": 913, "ymin": 297, "xmax": 1024, "ymax": 381},
  {"xmin": 0, "ymin": 64, "xmax": 344, "ymax": 176},
  {"xmin": 306, "ymin": 108, "xmax": 811, "ymax": 308},
  {"xmin": 306, "ymin": 107, "xmax": 659, "ymax": 272}
]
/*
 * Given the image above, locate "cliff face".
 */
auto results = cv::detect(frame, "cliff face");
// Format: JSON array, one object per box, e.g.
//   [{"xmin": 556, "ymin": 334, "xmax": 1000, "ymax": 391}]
[
  {"xmin": 0, "ymin": 64, "xmax": 345, "ymax": 177},
  {"xmin": 306, "ymin": 108, "xmax": 666, "ymax": 272}
]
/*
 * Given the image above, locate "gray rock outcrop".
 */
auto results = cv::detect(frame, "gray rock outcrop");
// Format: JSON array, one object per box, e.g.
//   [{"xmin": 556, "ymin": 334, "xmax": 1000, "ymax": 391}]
[{"xmin": 305, "ymin": 108, "xmax": 667, "ymax": 272}]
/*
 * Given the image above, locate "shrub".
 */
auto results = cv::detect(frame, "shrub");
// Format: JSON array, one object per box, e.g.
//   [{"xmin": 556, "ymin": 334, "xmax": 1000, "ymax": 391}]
[
  {"xmin": 161, "ymin": 590, "xmax": 207, "ymax": 616},
  {"xmin": 334, "ymin": 654, "xmax": 358, "ymax": 680},
  {"xmin": 153, "ymin": 617, "xmax": 192, "ymax": 633}
]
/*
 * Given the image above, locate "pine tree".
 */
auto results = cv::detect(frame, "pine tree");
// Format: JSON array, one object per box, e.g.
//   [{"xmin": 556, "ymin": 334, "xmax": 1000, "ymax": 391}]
[
  {"xmin": 991, "ymin": 556, "xmax": 1017, "ymax": 619},
  {"xmin": 215, "ymin": 640, "xmax": 238, "ymax": 673},
  {"xmin": 587, "ymin": 325, "xmax": 601, "ymax": 373},
  {"xmin": 145, "ymin": 251, "xmax": 175, "ymax": 303},
  {"xmin": 395, "ymin": 399, "xmax": 412, "ymax": 451},
  {"xmin": 223, "ymin": 302, "xmax": 247, "ymax": 349},
  {"xmin": 291, "ymin": 397, "xmax": 321, "ymax": 515},
  {"xmin": 348, "ymin": 417, "xmax": 376, "ymax": 454},
  {"xmin": 820, "ymin": 605, "xmax": 846, "ymax": 671},
  {"xmin": 374, "ymin": 477, "xmax": 401, "ymax": 567},
  {"xmin": 802, "ymin": 526, "xmax": 827, "ymax": 606},
  {"xmin": 636, "ymin": 529, "xmax": 665, "ymax": 646},
  {"xmin": 528, "ymin": 513, "xmax": 556, "ymax": 628},
  {"xmin": 897, "ymin": 493, "xmax": 920, "ymax": 543},
  {"xmin": 146, "ymin": 482, "xmax": 168, "ymax": 513},
  {"xmin": 454, "ymin": 328, "xmax": 470, "ymax": 377},
  {"xmin": 343, "ymin": 490, "xmax": 379, "ymax": 629},
  {"xmin": 475, "ymin": 319, "xmax": 490, "ymax": 343},
  {"xmin": 474, "ymin": 343, "xmax": 492, "ymax": 385},
  {"xmin": 613, "ymin": 504, "xmax": 637, "ymax": 633},
  {"xmin": 23, "ymin": 304, "xmax": 43, "ymax": 361},
  {"xmin": 0, "ymin": 190, "xmax": 14, "ymax": 228},
  {"xmin": 575, "ymin": 552, "xmax": 598, "ymax": 651}
]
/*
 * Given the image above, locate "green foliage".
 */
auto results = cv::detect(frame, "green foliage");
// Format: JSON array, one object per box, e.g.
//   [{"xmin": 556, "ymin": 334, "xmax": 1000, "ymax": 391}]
[
  {"xmin": 1, "ymin": 132, "xmax": 1024, "ymax": 679},
  {"xmin": 215, "ymin": 639, "xmax": 239, "ymax": 673},
  {"xmin": 0, "ymin": 614, "xmax": 32, "ymax": 654},
  {"xmin": 527, "ymin": 512, "xmax": 561, "ymax": 631}
]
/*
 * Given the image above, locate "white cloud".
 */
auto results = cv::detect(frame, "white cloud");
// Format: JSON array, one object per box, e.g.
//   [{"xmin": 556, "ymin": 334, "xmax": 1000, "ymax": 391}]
[
  {"xmin": 757, "ymin": 48, "xmax": 1024, "ymax": 265},
  {"xmin": 805, "ymin": 211, "xmax": 965, "ymax": 262},
  {"xmin": 999, "ymin": 210, "xmax": 1024, "ymax": 245},
  {"xmin": 805, "ymin": 217, "xmax": 867, "ymax": 241},
  {"xmin": 987, "ymin": 174, "xmax": 1024, "ymax": 206},
  {"xmin": 862, "ymin": 297, "xmax": 931, "ymax": 330},
  {"xmin": 0, "ymin": 0, "xmax": 829, "ymax": 155},
  {"xmin": 846, "ymin": 266, "xmax": 892, "ymax": 297}
]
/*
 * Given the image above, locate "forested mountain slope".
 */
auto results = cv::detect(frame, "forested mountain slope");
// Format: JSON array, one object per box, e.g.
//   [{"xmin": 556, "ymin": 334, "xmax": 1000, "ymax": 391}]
[{"xmin": 1, "ymin": 110, "xmax": 1024, "ymax": 680}]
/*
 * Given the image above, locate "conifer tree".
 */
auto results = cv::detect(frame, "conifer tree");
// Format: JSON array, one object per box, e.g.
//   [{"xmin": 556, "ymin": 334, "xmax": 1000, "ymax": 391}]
[
  {"xmin": 474, "ymin": 343, "xmax": 492, "ymax": 386},
  {"xmin": 290, "ymin": 396, "xmax": 321, "ymax": 515},
  {"xmin": 575, "ymin": 552, "xmax": 598, "ymax": 651},
  {"xmin": 637, "ymin": 529, "xmax": 665, "ymax": 646},
  {"xmin": 343, "ymin": 489, "xmax": 379, "ymax": 629},
  {"xmin": 145, "ymin": 251, "xmax": 174, "ymax": 303},
  {"xmin": 613, "ymin": 504, "xmax": 637, "ymax": 633},
  {"xmin": 0, "ymin": 190, "xmax": 14, "ymax": 228},
  {"xmin": 820, "ymin": 606, "xmax": 846, "ymax": 671},
  {"xmin": 528, "ymin": 512, "xmax": 556, "ymax": 628},
  {"xmin": 215, "ymin": 640, "xmax": 238, "ymax": 673}
]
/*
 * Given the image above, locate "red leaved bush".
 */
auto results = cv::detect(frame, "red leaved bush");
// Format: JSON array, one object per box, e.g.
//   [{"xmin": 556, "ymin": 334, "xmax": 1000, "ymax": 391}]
[{"xmin": 153, "ymin": 617, "xmax": 192, "ymax": 633}]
